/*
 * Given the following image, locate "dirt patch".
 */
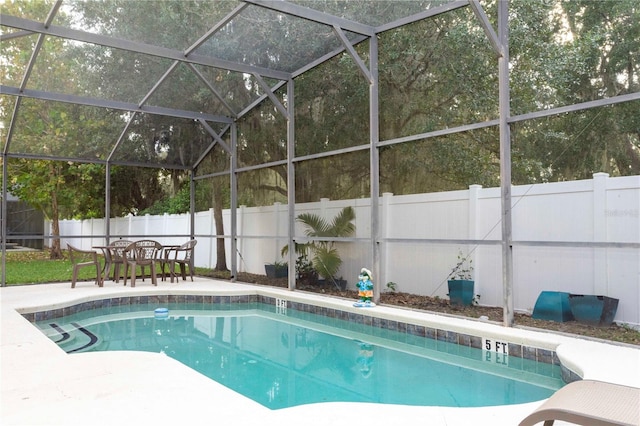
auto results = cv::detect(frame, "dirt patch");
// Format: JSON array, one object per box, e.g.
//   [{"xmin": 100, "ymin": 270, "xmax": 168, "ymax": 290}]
[{"xmin": 205, "ymin": 271, "xmax": 640, "ymax": 346}]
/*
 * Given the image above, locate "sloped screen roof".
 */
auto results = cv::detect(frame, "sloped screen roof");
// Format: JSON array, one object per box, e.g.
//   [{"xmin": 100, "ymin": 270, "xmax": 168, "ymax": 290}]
[{"xmin": 1, "ymin": 0, "xmax": 460, "ymax": 169}]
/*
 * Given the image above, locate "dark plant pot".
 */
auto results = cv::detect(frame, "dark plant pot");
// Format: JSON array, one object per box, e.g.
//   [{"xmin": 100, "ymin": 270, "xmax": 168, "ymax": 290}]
[
  {"xmin": 275, "ymin": 266, "xmax": 288, "ymax": 278},
  {"xmin": 447, "ymin": 280, "xmax": 474, "ymax": 306},
  {"xmin": 335, "ymin": 279, "xmax": 347, "ymax": 291},
  {"xmin": 568, "ymin": 294, "xmax": 619, "ymax": 327},
  {"xmin": 532, "ymin": 291, "xmax": 574, "ymax": 322},
  {"xmin": 265, "ymin": 264, "xmax": 288, "ymax": 278},
  {"xmin": 331, "ymin": 279, "xmax": 347, "ymax": 291}
]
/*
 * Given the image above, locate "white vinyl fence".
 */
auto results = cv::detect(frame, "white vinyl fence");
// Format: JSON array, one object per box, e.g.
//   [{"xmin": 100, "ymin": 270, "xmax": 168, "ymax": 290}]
[{"xmin": 54, "ymin": 173, "xmax": 640, "ymax": 326}]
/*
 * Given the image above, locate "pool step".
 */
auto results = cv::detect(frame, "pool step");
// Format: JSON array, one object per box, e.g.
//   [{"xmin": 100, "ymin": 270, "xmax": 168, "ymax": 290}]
[{"xmin": 46, "ymin": 322, "xmax": 100, "ymax": 353}]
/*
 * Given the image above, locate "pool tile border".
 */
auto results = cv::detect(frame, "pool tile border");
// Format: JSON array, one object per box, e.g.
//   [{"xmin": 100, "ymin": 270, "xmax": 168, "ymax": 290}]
[{"xmin": 21, "ymin": 293, "xmax": 577, "ymax": 382}]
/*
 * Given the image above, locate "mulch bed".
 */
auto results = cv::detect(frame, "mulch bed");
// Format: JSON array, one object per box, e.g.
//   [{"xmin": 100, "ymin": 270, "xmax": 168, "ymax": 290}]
[{"xmin": 201, "ymin": 271, "xmax": 640, "ymax": 346}]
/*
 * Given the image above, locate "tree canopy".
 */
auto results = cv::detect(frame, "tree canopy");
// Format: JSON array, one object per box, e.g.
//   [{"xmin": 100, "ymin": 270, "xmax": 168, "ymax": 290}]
[{"xmin": 1, "ymin": 0, "xmax": 638, "ymax": 222}]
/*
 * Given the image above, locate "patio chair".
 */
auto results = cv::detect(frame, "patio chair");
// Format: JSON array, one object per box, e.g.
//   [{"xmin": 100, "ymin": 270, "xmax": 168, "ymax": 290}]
[
  {"xmin": 123, "ymin": 240, "xmax": 163, "ymax": 287},
  {"xmin": 161, "ymin": 239, "xmax": 197, "ymax": 282},
  {"xmin": 519, "ymin": 379, "xmax": 640, "ymax": 426},
  {"xmin": 106, "ymin": 239, "xmax": 133, "ymax": 283},
  {"xmin": 68, "ymin": 244, "xmax": 103, "ymax": 288}
]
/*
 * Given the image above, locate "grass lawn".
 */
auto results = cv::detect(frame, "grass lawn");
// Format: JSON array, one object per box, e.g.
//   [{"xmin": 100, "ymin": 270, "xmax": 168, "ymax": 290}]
[
  {"xmin": 1, "ymin": 250, "xmax": 190, "ymax": 285},
  {"xmin": 2, "ymin": 251, "xmax": 87, "ymax": 284}
]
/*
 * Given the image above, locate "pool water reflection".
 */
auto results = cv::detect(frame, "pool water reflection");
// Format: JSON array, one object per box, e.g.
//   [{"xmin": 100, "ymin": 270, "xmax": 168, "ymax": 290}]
[{"xmin": 36, "ymin": 302, "xmax": 564, "ymax": 409}]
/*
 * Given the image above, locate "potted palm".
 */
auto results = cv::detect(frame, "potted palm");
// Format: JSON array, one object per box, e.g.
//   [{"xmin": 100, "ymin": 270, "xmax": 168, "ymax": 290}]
[
  {"xmin": 447, "ymin": 250, "xmax": 475, "ymax": 306},
  {"xmin": 281, "ymin": 206, "xmax": 355, "ymax": 290}
]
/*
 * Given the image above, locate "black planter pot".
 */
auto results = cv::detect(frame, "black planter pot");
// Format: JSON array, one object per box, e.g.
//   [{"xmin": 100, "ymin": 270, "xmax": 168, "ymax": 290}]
[
  {"xmin": 334, "ymin": 279, "xmax": 347, "ymax": 291},
  {"xmin": 568, "ymin": 294, "xmax": 619, "ymax": 327},
  {"xmin": 265, "ymin": 264, "xmax": 288, "ymax": 278}
]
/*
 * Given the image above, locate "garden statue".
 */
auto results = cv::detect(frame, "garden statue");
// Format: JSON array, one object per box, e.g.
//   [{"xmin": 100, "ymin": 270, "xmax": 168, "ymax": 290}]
[{"xmin": 354, "ymin": 267, "xmax": 376, "ymax": 307}]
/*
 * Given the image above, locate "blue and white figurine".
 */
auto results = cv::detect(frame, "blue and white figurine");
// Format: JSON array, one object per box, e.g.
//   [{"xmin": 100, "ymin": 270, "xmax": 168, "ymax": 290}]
[{"xmin": 354, "ymin": 268, "xmax": 376, "ymax": 307}]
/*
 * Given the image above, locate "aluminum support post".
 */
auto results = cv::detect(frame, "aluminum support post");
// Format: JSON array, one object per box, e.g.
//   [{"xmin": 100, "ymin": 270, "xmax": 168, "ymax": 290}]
[
  {"xmin": 230, "ymin": 123, "xmax": 238, "ymax": 281},
  {"xmin": 287, "ymin": 79, "xmax": 297, "ymax": 291},
  {"xmin": 498, "ymin": 1, "xmax": 514, "ymax": 327},
  {"xmin": 370, "ymin": 36, "xmax": 381, "ymax": 303}
]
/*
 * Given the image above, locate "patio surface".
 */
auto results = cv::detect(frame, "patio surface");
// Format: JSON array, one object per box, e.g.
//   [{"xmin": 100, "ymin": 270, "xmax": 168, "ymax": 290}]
[{"xmin": 2, "ymin": 278, "xmax": 639, "ymax": 425}]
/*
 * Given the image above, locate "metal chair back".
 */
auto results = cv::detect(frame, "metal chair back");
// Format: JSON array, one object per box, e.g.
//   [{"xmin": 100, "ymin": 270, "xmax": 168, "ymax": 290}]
[
  {"xmin": 105, "ymin": 239, "xmax": 132, "ymax": 283},
  {"xmin": 165, "ymin": 239, "xmax": 197, "ymax": 282}
]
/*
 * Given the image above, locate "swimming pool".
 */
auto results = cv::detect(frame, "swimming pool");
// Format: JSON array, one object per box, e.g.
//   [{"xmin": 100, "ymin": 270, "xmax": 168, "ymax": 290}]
[{"xmin": 32, "ymin": 297, "xmax": 564, "ymax": 409}]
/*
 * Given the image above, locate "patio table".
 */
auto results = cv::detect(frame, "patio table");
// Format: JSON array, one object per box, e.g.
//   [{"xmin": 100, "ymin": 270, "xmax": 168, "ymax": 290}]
[
  {"xmin": 93, "ymin": 242, "xmax": 183, "ymax": 283},
  {"xmin": 158, "ymin": 245, "xmax": 180, "ymax": 281},
  {"xmin": 92, "ymin": 245, "xmax": 112, "ymax": 283},
  {"xmin": 93, "ymin": 240, "xmax": 133, "ymax": 283}
]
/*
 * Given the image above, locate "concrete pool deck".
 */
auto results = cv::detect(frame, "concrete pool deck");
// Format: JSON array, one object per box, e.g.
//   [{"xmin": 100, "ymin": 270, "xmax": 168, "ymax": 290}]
[{"xmin": 2, "ymin": 278, "xmax": 639, "ymax": 425}]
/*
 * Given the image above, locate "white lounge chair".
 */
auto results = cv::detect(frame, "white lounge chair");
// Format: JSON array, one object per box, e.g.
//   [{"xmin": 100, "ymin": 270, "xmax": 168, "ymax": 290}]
[{"xmin": 519, "ymin": 379, "xmax": 640, "ymax": 426}]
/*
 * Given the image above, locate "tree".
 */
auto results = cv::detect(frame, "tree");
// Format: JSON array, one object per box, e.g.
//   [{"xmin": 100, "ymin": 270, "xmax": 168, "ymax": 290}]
[
  {"xmin": 509, "ymin": 0, "xmax": 639, "ymax": 181},
  {"xmin": 7, "ymin": 160, "xmax": 64, "ymax": 258},
  {"xmin": 197, "ymin": 144, "xmax": 232, "ymax": 272},
  {"xmin": 556, "ymin": 0, "xmax": 639, "ymax": 177},
  {"xmin": 4, "ymin": 99, "xmax": 114, "ymax": 257},
  {"xmin": 66, "ymin": 0, "xmax": 266, "ymax": 272},
  {"xmin": 3, "ymin": 0, "xmax": 638, "ymax": 223},
  {"xmin": 1, "ymin": 3, "xmax": 106, "ymax": 256}
]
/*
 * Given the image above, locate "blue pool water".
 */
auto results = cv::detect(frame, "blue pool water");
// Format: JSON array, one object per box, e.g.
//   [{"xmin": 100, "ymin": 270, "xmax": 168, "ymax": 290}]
[{"xmin": 35, "ymin": 302, "xmax": 564, "ymax": 409}]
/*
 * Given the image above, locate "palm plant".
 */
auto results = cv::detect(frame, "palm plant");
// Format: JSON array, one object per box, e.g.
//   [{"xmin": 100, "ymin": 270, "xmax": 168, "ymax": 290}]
[{"xmin": 281, "ymin": 206, "xmax": 356, "ymax": 283}]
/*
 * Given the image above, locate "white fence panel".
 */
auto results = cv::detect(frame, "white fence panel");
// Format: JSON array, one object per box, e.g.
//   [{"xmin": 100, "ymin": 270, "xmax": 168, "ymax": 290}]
[{"xmin": 52, "ymin": 173, "xmax": 640, "ymax": 326}]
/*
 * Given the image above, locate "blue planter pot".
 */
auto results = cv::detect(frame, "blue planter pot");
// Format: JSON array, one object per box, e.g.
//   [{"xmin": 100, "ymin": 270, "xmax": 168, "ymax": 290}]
[
  {"xmin": 532, "ymin": 291, "xmax": 574, "ymax": 322},
  {"xmin": 568, "ymin": 294, "xmax": 619, "ymax": 327},
  {"xmin": 447, "ymin": 280, "xmax": 474, "ymax": 306}
]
